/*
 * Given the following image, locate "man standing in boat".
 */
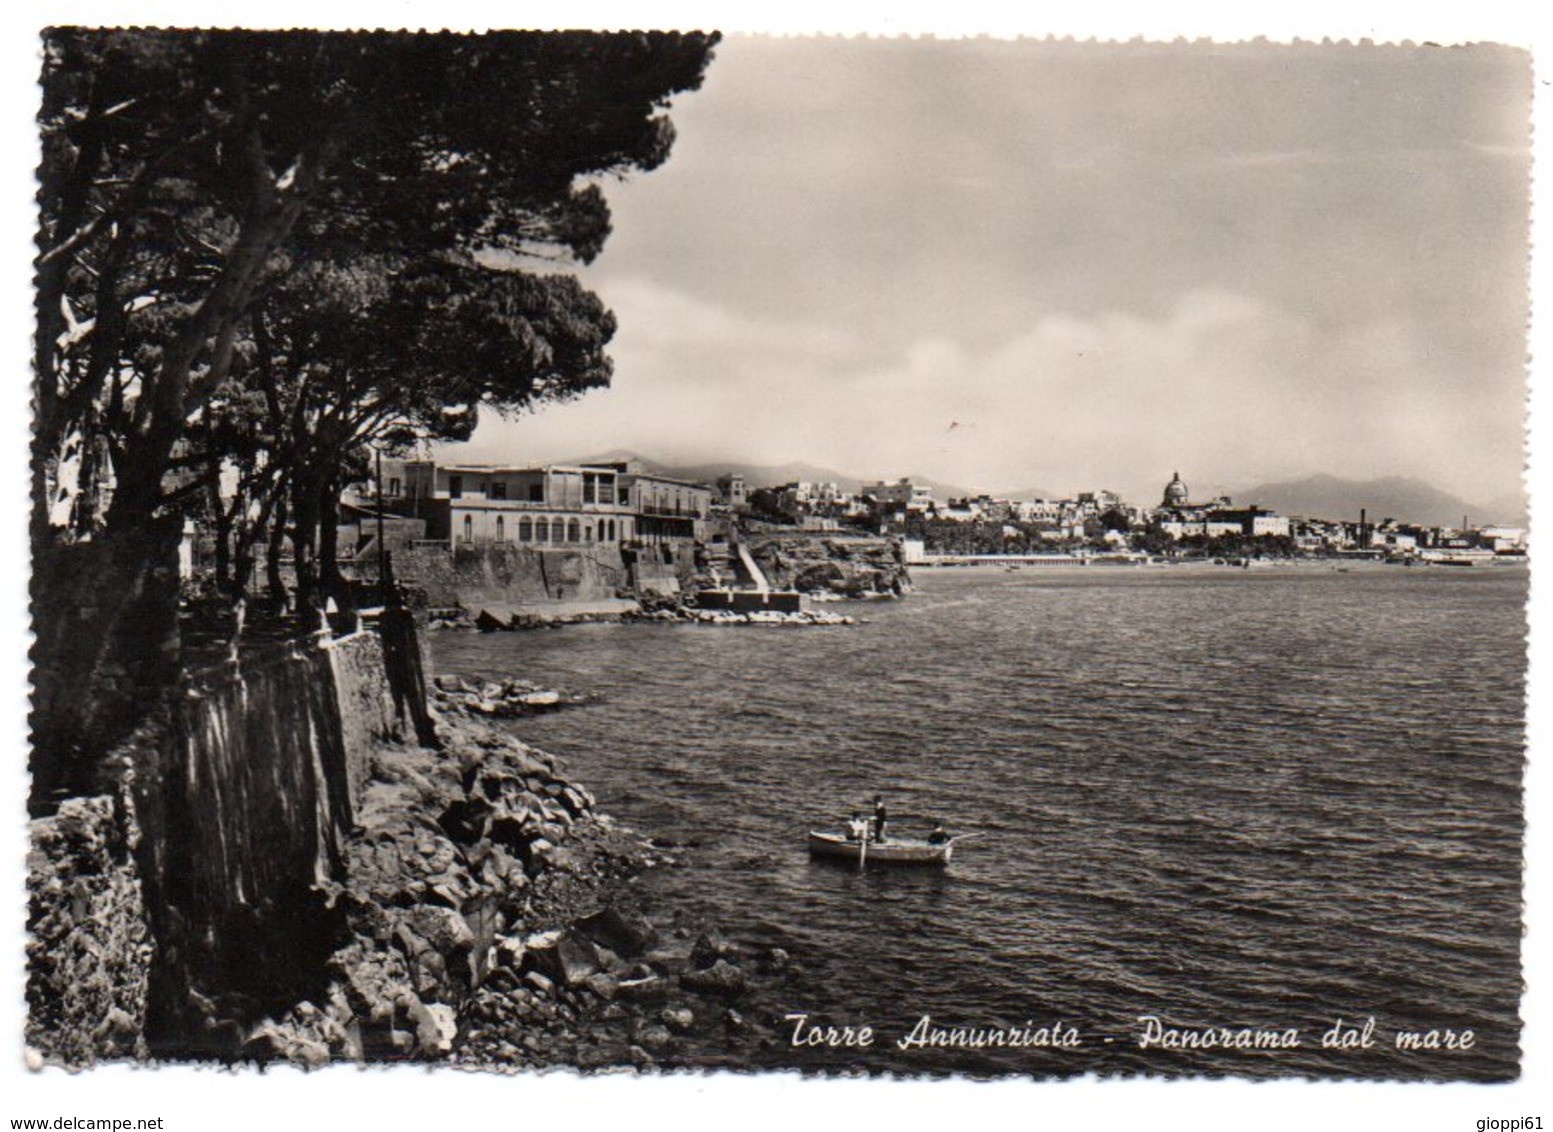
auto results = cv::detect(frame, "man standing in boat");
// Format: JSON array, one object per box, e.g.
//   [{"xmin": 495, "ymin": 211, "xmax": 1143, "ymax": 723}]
[{"xmin": 872, "ymin": 794, "xmax": 888, "ymax": 843}]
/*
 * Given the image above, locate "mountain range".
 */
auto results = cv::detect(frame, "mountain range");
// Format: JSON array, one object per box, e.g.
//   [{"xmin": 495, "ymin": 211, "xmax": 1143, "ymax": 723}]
[
  {"xmin": 574, "ymin": 449, "xmax": 986, "ymax": 501},
  {"xmin": 1234, "ymin": 474, "xmax": 1526, "ymax": 529},
  {"xmin": 574, "ymin": 451, "xmax": 1524, "ymax": 529}
]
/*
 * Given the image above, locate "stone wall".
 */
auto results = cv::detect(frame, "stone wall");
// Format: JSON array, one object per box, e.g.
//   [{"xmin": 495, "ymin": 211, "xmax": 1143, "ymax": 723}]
[
  {"xmin": 626, "ymin": 545, "xmax": 695, "ymax": 597},
  {"xmin": 397, "ymin": 543, "xmax": 629, "ymax": 607},
  {"xmin": 133, "ymin": 629, "xmax": 412, "ymax": 1049},
  {"xmin": 31, "ymin": 629, "xmax": 397, "ymax": 1060},
  {"xmin": 328, "ymin": 631, "xmax": 401, "ymax": 814},
  {"xmin": 30, "ymin": 517, "xmax": 184, "ymax": 812}
]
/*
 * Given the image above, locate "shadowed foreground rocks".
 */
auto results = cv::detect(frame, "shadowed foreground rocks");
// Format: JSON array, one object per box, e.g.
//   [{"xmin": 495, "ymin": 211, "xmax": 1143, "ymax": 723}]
[
  {"xmin": 27, "ymin": 648, "xmax": 793, "ymax": 1070},
  {"xmin": 226, "ymin": 705, "xmax": 792, "ymax": 1069},
  {"xmin": 26, "ymin": 797, "xmax": 154, "ymax": 1063}
]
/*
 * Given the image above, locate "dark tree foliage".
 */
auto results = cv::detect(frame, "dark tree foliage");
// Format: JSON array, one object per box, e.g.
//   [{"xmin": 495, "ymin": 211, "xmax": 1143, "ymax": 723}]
[
  {"xmin": 232, "ymin": 255, "xmax": 618, "ymax": 608},
  {"xmin": 30, "ymin": 30, "xmax": 718, "ymax": 804},
  {"xmin": 35, "ymin": 28, "xmax": 718, "ymax": 538}
]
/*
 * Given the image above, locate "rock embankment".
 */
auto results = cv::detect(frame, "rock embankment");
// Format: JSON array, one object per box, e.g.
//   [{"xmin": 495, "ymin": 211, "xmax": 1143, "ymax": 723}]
[
  {"xmin": 745, "ymin": 534, "xmax": 910, "ymax": 598},
  {"xmin": 626, "ymin": 604, "xmax": 855, "ymax": 627},
  {"xmin": 431, "ymin": 673, "xmax": 592, "ymax": 717},
  {"xmin": 26, "ymin": 796, "xmax": 153, "ymax": 1065},
  {"xmin": 232, "ymin": 705, "xmax": 789, "ymax": 1068},
  {"xmin": 456, "ymin": 914, "xmax": 791, "ymax": 1070}
]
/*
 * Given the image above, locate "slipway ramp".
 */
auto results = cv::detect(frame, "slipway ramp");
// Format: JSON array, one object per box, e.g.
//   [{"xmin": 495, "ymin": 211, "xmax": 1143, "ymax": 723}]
[{"xmin": 732, "ymin": 538, "xmax": 770, "ymax": 593}]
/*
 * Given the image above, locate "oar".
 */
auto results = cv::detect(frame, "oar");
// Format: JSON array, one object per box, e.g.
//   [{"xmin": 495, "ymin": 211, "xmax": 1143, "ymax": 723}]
[{"xmin": 859, "ymin": 831, "xmax": 868, "ymax": 872}]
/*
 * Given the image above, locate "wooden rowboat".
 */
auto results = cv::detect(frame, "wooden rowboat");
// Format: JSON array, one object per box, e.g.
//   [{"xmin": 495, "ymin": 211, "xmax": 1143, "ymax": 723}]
[{"xmin": 807, "ymin": 830, "xmax": 960, "ymax": 867}]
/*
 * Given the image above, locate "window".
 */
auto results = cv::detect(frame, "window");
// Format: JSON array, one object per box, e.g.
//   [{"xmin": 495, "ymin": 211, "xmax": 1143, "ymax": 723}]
[
  {"xmin": 461, "ymin": 515, "xmax": 473, "ymax": 542},
  {"xmin": 387, "ymin": 477, "xmax": 401, "ymax": 497},
  {"xmin": 495, "ymin": 516, "xmax": 505, "ymax": 542},
  {"xmin": 448, "ymin": 475, "xmax": 464, "ymax": 500},
  {"xmin": 567, "ymin": 519, "xmax": 581, "ymax": 543},
  {"xmin": 518, "ymin": 517, "xmax": 533, "ymax": 542},
  {"xmin": 529, "ymin": 483, "xmax": 544, "ymax": 502},
  {"xmin": 536, "ymin": 518, "xmax": 549, "ymax": 543},
  {"xmin": 584, "ymin": 524, "xmax": 593, "ymax": 543},
  {"xmin": 490, "ymin": 482, "xmax": 507, "ymax": 501}
]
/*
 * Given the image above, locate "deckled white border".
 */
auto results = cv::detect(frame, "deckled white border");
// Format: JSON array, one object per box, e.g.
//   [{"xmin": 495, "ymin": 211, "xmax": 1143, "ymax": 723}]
[{"xmin": 2, "ymin": 3, "xmax": 1546, "ymax": 1130}]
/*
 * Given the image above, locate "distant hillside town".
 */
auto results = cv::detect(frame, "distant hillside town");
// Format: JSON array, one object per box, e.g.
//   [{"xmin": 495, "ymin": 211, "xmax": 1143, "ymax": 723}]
[{"xmin": 286, "ymin": 458, "xmax": 1524, "ymax": 582}]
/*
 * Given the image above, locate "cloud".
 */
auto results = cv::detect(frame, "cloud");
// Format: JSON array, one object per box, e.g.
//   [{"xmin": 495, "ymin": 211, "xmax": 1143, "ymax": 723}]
[
  {"xmin": 449, "ymin": 281, "xmax": 1522, "ymax": 507},
  {"xmin": 589, "ymin": 275, "xmax": 860, "ymax": 363},
  {"xmin": 445, "ymin": 40, "xmax": 1528, "ymax": 506}
]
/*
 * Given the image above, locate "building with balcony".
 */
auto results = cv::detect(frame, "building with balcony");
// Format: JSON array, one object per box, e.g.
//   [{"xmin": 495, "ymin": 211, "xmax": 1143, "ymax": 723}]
[
  {"xmin": 416, "ymin": 462, "xmax": 633, "ymax": 548},
  {"xmin": 409, "ymin": 458, "xmax": 715, "ymax": 552},
  {"xmin": 863, "ymin": 478, "xmax": 937, "ymax": 512},
  {"xmin": 598, "ymin": 462, "xmax": 714, "ymax": 545}
]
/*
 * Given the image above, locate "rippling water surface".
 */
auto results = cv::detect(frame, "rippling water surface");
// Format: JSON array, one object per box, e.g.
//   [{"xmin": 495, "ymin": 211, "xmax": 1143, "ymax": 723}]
[{"xmin": 434, "ymin": 565, "xmax": 1525, "ymax": 1079}]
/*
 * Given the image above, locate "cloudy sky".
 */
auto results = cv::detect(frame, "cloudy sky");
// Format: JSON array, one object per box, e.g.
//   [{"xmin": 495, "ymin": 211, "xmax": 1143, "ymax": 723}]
[{"xmin": 446, "ymin": 36, "xmax": 1530, "ymax": 505}]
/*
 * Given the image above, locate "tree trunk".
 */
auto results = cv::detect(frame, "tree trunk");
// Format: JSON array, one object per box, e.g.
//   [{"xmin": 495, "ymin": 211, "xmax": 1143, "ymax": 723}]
[
  {"xmin": 266, "ymin": 496, "xmax": 289, "ymax": 613},
  {"xmin": 318, "ymin": 476, "xmax": 356, "ymax": 618},
  {"xmin": 211, "ymin": 476, "xmax": 231, "ymax": 594},
  {"xmin": 289, "ymin": 471, "xmax": 323, "ymax": 625},
  {"xmin": 102, "ymin": 132, "xmax": 331, "ymax": 533}
]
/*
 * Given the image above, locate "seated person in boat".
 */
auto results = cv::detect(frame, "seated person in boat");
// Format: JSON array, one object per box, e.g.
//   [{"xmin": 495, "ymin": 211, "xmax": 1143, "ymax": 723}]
[
  {"xmin": 927, "ymin": 823, "xmax": 951, "ymax": 845},
  {"xmin": 845, "ymin": 812, "xmax": 869, "ymax": 841}
]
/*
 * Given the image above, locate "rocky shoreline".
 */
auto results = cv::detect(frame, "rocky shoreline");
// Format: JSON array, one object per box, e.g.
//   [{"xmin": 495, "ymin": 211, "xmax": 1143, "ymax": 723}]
[
  {"xmin": 433, "ymin": 596, "xmax": 861, "ymax": 632},
  {"xmin": 228, "ymin": 682, "xmax": 792, "ymax": 1070},
  {"xmin": 625, "ymin": 604, "xmax": 856, "ymax": 627}
]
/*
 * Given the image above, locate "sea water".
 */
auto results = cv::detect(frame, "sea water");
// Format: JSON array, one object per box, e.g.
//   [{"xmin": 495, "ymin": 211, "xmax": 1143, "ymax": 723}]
[{"xmin": 434, "ymin": 565, "xmax": 1525, "ymax": 1079}]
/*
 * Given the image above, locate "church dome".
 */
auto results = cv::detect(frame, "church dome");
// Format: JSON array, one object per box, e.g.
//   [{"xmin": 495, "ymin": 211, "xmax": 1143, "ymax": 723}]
[{"xmin": 1163, "ymin": 471, "xmax": 1189, "ymax": 507}]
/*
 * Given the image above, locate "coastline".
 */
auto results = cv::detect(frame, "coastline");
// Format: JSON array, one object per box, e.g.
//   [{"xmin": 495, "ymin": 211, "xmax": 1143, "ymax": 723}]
[
  {"xmin": 909, "ymin": 556, "xmax": 1525, "ymax": 572},
  {"xmin": 230, "ymin": 688, "xmax": 793, "ymax": 1069}
]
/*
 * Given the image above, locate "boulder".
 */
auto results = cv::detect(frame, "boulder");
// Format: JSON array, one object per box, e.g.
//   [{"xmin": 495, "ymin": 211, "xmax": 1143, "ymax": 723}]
[
  {"xmin": 406, "ymin": 999, "xmax": 458, "ymax": 1058},
  {"xmin": 404, "ymin": 905, "xmax": 475, "ymax": 958},
  {"xmin": 526, "ymin": 930, "xmax": 602, "ymax": 987},
  {"xmin": 680, "ymin": 959, "xmax": 747, "ymax": 998},
  {"xmin": 616, "ymin": 975, "xmax": 670, "ymax": 1003},
  {"xmin": 636, "ymin": 1024, "xmax": 673, "ymax": 1050},
  {"xmin": 660, "ymin": 1007, "xmax": 695, "ymax": 1033},
  {"xmin": 474, "ymin": 609, "xmax": 511, "ymax": 632},
  {"xmin": 689, "ymin": 930, "xmax": 739, "ymax": 970},
  {"xmin": 492, "ymin": 934, "xmax": 526, "ymax": 972},
  {"xmin": 577, "ymin": 906, "xmax": 659, "ymax": 959},
  {"xmin": 579, "ymin": 972, "xmax": 619, "ymax": 1001}
]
